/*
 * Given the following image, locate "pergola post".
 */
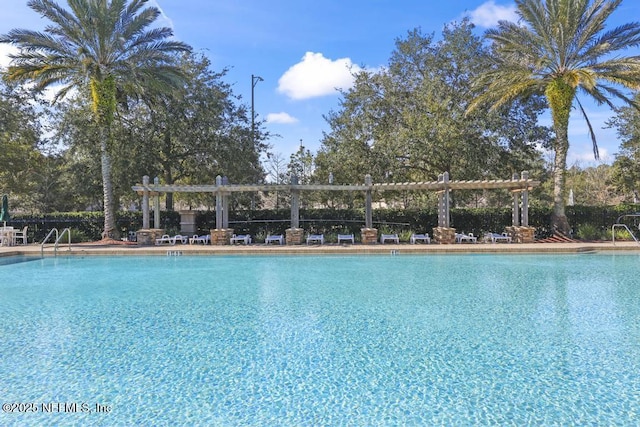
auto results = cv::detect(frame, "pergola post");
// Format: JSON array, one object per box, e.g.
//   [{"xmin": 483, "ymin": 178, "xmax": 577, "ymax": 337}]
[
  {"xmin": 222, "ymin": 176, "xmax": 229, "ymax": 229},
  {"xmin": 365, "ymin": 174, "xmax": 373, "ymax": 229},
  {"xmin": 210, "ymin": 175, "xmax": 233, "ymax": 245},
  {"xmin": 142, "ymin": 175, "xmax": 150, "ymax": 229},
  {"xmin": 437, "ymin": 172, "xmax": 450, "ymax": 228},
  {"xmin": 134, "ymin": 175, "xmax": 164, "ymax": 245},
  {"xmin": 521, "ymin": 170, "xmax": 529, "ymax": 227},
  {"xmin": 290, "ymin": 175, "xmax": 300, "ymax": 229},
  {"xmin": 153, "ymin": 176, "xmax": 160, "ymax": 229},
  {"xmin": 215, "ymin": 175, "xmax": 223, "ymax": 229},
  {"xmin": 360, "ymin": 174, "xmax": 377, "ymax": 244},
  {"xmin": 506, "ymin": 171, "xmax": 535, "ymax": 243},
  {"xmin": 286, "ymin": 175, "xmax": 304, "ymax": 244},
  {"xmin": 433, "ymin": 172, "xmax": 455, "ymax": 244}
]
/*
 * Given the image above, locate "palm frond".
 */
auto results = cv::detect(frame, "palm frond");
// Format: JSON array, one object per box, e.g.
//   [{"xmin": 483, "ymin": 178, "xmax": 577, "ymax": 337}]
[{"xmin": 575, "ymin": 97, "xmax": 599, "ymax": 159}]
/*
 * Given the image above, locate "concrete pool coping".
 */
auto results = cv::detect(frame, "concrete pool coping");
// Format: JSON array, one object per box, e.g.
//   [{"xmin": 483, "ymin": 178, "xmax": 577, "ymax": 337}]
[{"xmin": 1, "ymin": 240, "xmax": 640, "ymax": 256}]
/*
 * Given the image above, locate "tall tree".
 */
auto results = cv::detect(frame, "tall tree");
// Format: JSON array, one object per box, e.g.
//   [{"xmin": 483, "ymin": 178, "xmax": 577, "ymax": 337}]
[
  {"xmin": 468, "ymin": 0, "xmax": 640, "ymax": 234},
  {"xmin": 0, "ymin": 78, "xmax": 43, "ymax": 199},
  {"xmin": 0, "ymin": 0, "xmax": 191, "ymax": 238},
  {"xmin": 317, "ymin": 20, "xmax": 549, "ymax": 207},
  {"xmin": 609, "ymin": 93, "xmax": 640, "ymax": 201}
]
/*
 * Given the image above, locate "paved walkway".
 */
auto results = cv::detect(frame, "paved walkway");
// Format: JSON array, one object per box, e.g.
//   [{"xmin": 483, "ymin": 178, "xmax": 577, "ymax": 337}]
[{"xmin": 1, "ymin": 240, "xmax": 639, "ymax": 256}]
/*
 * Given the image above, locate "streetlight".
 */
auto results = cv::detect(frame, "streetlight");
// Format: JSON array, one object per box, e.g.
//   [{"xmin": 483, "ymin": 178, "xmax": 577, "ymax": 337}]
[{"xmin": 251, "ymin": 74, "xmax": 263, "ymax": 143}]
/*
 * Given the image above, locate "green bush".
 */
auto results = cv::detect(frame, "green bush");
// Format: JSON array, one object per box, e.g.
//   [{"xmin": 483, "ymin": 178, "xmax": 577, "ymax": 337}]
[
  {"xmin": 575, "ymin": 224, "xmax": 603, "ymax": 241},
  {"xmin": 8, "ymin": 203, "xmax": 640, "ymax": 242}
]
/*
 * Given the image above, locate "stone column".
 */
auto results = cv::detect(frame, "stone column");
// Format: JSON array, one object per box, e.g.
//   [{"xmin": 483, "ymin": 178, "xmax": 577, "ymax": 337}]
[
  {"xmin": 136, "ymin": 228, "xmax": 165, "ymax": 246},
  {"xmin": 360, "ymin": 228, "xmax": 378, "ymax": 244},
  {"xmin": 211, "ymin": 228, "xmax": 234, "ymax": 245},
  {"xmin": 285, "ymin": 227, "xmax": 304, "ymax": 245},
  {"xmin": 433, "ymin": 227, "xmax": 456, "ymax": 244},
  {"xmin": 505, "ymin": 226, "xmax": 536, "ymax": 243}
]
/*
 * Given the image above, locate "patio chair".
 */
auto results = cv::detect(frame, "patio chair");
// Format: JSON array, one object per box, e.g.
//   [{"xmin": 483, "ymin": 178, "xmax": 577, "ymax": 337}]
[
  {"xmin": 189, "ymin": 234, "xmax": 210, "ymax": 245},
  {"xmin": 230, "ymin": 234, "xmax": 252, "ymax": 245},
  {"xmin": 337, "ymin": 233, "xmax": 355, "ymax": 244},
  {"xmin": 13, "ymin": 226, "xmax": 28, "ymax": 245},
  {"xmin": 265, "ymin": 234, "xmax": 284, "ymax": 245},
  {"xmin": 306, "ymin": 234, "xmax": 324, "ymax": 245},
  {"xmin": 484, "ymin": 232, "xmax": 512, "ymax": 243},
  {"xmin": 455, "ymin": 232, "xmax": 477, "ymax": 243},
  {"xmin": 156, "ymin": 234, "xmax": 176, "ymax": 245},
  {"xmin": 410, "ymin": 233, "xmax": 430, "ymax": 244},
  {"xmin": 380, "ymin": 233, "xmax": 399, "ymax": 244}
]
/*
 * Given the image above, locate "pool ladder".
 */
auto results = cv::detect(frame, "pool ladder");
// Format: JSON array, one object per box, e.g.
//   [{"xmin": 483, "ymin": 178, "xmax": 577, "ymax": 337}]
[
  {"xmin": 612, "ymin": 214, "xmax": 640, "ymax": 245},
  {"xmin": 41, "ymin": 228, "xmax": 72, "ymax": 255}
]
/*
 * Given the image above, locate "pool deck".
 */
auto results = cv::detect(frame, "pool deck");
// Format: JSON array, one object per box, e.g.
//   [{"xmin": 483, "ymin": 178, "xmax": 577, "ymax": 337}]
[{"xmin": 1, "ymin": 240, "xmax": 639, "ymax": 256}]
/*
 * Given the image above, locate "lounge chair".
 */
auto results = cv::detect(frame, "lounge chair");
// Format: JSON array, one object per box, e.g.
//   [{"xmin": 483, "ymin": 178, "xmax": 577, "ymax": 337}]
[
  {"xmin": 380, "ymin": 233, "xmax": 399, "ymax": 244},
  {"xmin": 189, "ymin": 234, "xmax": 210, "ymax": 245},
  {"xmin": 484, "ymin": 232, "xmax": 512, "ymax": 243},
  {"xmin": 410, "ymin": 233, "xmax": 430, "ymax": 244},
  {"xmin": 265, "ymin": 234, "xmax": 284, "ymax": 245},
  {"xmin": 156, "ymin": 234, "xmax": 185, "ymax": 245},
  {"xmin": 455, "ymin": 232, "xmax": 477, "ymax": 243},
  {"xmin": 230, "ymin": 234, "xmax": 252, "ymax": 245},
  {"xmin": 306, "ymin": 234, "xmax": 324, "ymax": 245},
  {"xmin": 337, "ymin": 233, "xmax": 355, "ymax": 244}
]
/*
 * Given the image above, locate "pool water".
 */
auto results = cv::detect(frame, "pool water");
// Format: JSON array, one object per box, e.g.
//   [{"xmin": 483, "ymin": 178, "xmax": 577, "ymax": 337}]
[{"xmin": 1, "ymin": 254, "xmax": 639, "ymax": 426}]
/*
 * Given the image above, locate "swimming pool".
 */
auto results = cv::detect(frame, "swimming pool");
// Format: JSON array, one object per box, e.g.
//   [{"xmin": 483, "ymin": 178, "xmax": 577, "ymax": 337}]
[{"xmin": 1, "ymin": 254, "xmax": 639, "ymax": 426}]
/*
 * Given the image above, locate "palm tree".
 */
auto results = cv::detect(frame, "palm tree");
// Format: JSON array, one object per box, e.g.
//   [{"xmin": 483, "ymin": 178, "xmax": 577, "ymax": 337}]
[
  {"xmin": 468, "ymin": 0, "xmax": 640, "ymax": 234},
  {"xmin": 0, "ymin": 0, "xmax": 191, "ymax": 238}
]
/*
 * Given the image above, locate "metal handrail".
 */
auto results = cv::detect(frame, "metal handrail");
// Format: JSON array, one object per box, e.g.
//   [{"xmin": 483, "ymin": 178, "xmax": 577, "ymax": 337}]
[
  {"xmin": 55, "ymin": 228, "xmax": 72, "ymax": 253},
  {"xmin": 612, "ymin": 213, "xmax": 640, "ymax": 245},
  {"xmin": 41, "ymin": 228, "xmax": 59, "ymax": 255},
  {"xmin": 40, "ymin": 228, "xmax": 72, "ymax": 255}
]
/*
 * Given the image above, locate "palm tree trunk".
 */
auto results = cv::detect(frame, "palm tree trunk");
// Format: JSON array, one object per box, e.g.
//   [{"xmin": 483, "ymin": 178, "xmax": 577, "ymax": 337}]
[
  {"xmin": 552, "ymin": 129, "xmax": 571, "ymax": 234},
  {"xmin": 546, "ymin": 79, "xmax": 575, "ymax": 236},
  {"xmin": 101, "ymin": 138, "xmax": 118, "ymax": 239}
]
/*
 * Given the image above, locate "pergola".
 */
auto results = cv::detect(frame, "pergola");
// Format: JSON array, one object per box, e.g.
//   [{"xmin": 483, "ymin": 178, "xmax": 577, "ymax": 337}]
[{"xmin": 132, "ymin": 171, "xmax": 539, "ymax": 244}]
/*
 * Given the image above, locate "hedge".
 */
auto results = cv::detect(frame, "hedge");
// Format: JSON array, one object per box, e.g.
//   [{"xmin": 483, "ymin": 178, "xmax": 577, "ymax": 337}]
[{"xmin": 9, "ymin": 204, "xmax": 640, "ymax": 243}]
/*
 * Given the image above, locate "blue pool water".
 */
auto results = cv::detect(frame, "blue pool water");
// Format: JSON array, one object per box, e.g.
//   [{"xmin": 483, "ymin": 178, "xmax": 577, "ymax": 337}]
[{"xmin": 0, "ymin": 254, "xmax": 639, "ymax": 426}]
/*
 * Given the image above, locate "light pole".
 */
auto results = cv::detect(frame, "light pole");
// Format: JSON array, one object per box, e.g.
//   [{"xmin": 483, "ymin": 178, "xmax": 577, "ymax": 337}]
[{"xmin": 251, "ymin": 74, "xmax": 263, "ymax": 144}]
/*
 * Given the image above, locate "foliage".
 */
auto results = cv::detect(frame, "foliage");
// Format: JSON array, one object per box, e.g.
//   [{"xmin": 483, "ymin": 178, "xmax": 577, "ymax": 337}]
[
  {"xmin": 316, "ymin": 20, "xmax": 550, "ymax": 210},
  {"xmin": 0, "ymin": 0, "xmax": 192, "ymax": 237},
  {"xmin": 609, "ymin": 93, "xmax": 640, "ymax": 201},
  {"xmin": 469, "ymin": 0, "xmax": 640, "ymax": 234},
  {"xmin": 0, "ymin": 79, "xmax": 45, "ymax": 200}
]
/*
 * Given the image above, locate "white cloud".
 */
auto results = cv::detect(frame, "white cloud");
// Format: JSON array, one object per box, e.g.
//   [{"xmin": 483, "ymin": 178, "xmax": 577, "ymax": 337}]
[
  {"xmin": 266, "ymin": 112, "xmax": 298, "ymax": 124},
  {"xmin": 0, "ymin": 43, "xmax": 17, "ymax": 69},
  {"xmin": 278, "ymin": 52, "xmax": 363, "ymax": 100},
  {"xmin": 468, "ymin": 1, "xmax": 518, "ymax": 28},
  {"xmin": 148, "ymin": 0, "xmax": 176, "ymax": 30}
]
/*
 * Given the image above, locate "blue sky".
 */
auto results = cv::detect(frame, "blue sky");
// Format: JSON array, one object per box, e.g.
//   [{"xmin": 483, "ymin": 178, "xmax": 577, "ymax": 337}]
[{"xmin": 2, "ymin": 0, "xmax": 640, "ymax": 167}]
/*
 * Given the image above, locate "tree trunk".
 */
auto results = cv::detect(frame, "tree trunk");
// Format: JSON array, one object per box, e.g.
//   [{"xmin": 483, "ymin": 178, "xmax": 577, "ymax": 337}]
[
  {"xmin": 101, "ymin": 138, "xmax": 118, "ymax": 239},
  {"xmin": 546, "ymin": 79, "xmax": 575, "ymax": 236},
  {"xmin": 551, "ymin": 130, "xmax": 571, "ymax": 235}
]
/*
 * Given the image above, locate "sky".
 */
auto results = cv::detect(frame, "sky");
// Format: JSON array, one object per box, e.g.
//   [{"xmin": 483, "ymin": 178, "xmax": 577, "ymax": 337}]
[{"xmin": 2, "ymin": 0, "xmax": 640, "ymax": 167}]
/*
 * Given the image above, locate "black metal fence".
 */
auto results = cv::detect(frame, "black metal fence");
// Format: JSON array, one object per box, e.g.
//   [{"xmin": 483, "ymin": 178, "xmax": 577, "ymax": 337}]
[{"xmin": 10, "ymin": 204, "xmax": 640, "ymax": 243}]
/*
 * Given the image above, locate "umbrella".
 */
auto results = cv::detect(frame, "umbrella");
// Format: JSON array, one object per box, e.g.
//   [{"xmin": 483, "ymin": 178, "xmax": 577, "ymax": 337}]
[{"xmin": 0, "ymin": 194, "xmax": 10, "ymax": 224}]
